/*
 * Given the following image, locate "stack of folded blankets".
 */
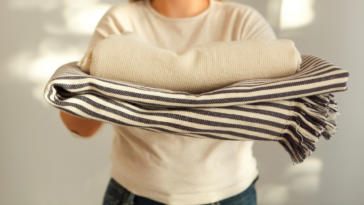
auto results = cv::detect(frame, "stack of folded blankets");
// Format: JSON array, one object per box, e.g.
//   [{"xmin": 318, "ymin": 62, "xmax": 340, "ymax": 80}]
[{"xmin": 44, "ymin": 31, "xmax": 349, "ymax": 165}]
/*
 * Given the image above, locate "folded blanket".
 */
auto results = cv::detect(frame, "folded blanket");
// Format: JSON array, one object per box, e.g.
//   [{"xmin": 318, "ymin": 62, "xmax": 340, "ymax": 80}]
[
  {"xmin": 77, "ymin": 32, "xmax": 302, "ymax": 94},
  {"xmin": 44, "ymin": 55, "xmax": 349, "ymax": 165}
]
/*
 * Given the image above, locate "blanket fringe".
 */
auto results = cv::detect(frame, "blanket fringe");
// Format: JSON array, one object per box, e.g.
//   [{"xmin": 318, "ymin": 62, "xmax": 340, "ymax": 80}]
[{"xmin": 279, "ymin": 94, "xmax": 339, "ymax": 165}]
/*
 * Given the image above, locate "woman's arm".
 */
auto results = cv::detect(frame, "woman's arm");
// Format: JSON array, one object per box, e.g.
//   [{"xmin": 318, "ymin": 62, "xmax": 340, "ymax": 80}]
[
  {"xmin": 60, "ymin": 111, "xmax": 103, "ymax": 137},
  {"xmin": 60, "ymin": 5, "xmax": 125, "ymax": 138},
  {"xmin": 240, "ymin": 6, "xmax": 278, "ymax": 41},
  {"xmin": 87, "ymin": 5, "xmax": 126, "ymax": 50}
]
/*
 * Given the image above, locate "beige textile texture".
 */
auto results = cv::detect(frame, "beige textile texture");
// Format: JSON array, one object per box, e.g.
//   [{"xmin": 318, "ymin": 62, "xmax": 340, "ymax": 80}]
[{"xmin": 77, "ymin": 31, "xmax": 302, "ymax": 94}]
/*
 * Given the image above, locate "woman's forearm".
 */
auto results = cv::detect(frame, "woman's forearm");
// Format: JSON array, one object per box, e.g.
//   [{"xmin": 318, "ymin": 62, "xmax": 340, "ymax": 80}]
[{"xmin": 59, "ymin": 110, "xmax": 103, "ymax": 137}]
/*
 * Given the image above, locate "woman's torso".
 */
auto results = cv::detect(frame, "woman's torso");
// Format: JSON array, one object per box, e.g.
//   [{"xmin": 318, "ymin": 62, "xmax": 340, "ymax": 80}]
[{"xmin": 88, "ymin": 0, "xmax": 277, "ymax": 204}]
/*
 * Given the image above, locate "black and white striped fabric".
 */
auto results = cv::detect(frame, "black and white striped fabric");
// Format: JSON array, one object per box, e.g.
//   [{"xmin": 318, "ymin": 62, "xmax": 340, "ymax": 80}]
[{"xmin": 44, "ymin": 55, "xmax": 349, "ymax": 165}]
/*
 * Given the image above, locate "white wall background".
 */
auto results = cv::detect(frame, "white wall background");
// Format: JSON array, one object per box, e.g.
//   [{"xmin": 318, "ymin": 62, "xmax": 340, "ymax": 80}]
[{"xmin": 0, "ymin": 0, "xmax": 362, "ymax": 204}]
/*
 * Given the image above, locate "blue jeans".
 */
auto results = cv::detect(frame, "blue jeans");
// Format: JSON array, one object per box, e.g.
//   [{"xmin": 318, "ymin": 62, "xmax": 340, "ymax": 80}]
[{"xmin": 102, "ymin": 175, "xmax": 259, "ymax": 205}]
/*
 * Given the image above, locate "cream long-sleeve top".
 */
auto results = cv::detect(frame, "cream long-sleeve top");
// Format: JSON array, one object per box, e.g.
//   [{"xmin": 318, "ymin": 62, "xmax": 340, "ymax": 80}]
[{"xmin": 75, "ymin": 0, "xmax": 277, "ymax": 204}]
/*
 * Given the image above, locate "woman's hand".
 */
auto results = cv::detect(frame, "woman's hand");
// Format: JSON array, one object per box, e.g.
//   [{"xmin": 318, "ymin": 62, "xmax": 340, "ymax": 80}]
[{"xmin": 59, "ymin": 110, "xmax": 103, "ymax": 138}]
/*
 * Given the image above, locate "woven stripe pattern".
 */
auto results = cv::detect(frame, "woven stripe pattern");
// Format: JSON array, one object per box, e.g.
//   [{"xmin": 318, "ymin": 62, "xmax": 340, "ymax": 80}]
[{"xmin": 44, "ymin": 55, "xmax": 349, "ymax": 164}]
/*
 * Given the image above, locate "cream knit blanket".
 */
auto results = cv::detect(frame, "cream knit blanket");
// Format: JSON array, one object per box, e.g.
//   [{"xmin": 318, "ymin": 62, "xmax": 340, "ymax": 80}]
[{"xmin": 77, "ymin": 31, "xmax": 302, "ymax": 94}]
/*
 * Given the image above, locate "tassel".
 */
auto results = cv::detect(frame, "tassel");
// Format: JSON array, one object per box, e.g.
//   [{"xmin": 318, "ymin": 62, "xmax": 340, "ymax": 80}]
[
  {"xmin": 279, "ymin": 132, "xmax": 316, "ymax": 165},
  {"xmin": 278, "ymin": 93, "xmax": 340, "ymax": 164}
]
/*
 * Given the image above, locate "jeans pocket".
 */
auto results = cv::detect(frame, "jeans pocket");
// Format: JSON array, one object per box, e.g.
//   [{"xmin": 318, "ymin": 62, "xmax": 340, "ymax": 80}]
[
  {"xmin": 103, "ymin": 193, "xmax": 121, "ymax": 205},
  {"xmin": 221, "ymin": 185, "xmax": 257, "ymax": 205},
  {"xmin": 219, "ymin": 177, "xmax": 259, "ymax": 205},
  {"xmin": 103, "ymin": 178, "xmax": 128, "ymax": 205}
]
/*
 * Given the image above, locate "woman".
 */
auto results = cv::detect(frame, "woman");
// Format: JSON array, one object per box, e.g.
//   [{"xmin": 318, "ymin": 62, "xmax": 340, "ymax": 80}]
[{"xmin": 60, "ymin": 0, "xmax": 277, "ymax": 204}]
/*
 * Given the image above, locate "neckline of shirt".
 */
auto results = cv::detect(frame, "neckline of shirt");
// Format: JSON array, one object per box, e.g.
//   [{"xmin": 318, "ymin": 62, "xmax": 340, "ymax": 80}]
[{"xmin": 145, "ymin": 0, "xmax": 214, "ymax": 22}]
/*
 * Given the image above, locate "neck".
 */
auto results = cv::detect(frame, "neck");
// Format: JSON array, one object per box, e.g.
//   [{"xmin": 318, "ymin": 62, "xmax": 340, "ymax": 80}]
[{"xmin": 150, "ymin": 0, "xmax": 210, "ymax": 18}]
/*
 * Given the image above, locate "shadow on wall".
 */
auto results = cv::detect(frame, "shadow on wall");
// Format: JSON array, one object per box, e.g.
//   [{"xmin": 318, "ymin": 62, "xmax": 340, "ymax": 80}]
[
  {"xmin": 257, "ymin": 157, "xmax": 323, "ymax": 204},
  {"xmin": 7, "ymin": 0, "xmax": 113, "ymax": 105}
]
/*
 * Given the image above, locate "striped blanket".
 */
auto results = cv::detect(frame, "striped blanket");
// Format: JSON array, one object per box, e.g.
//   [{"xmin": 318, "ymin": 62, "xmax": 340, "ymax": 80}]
[{"xmin": 44, "ymin": 55, "xmax": 349, "ymax": 165}]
